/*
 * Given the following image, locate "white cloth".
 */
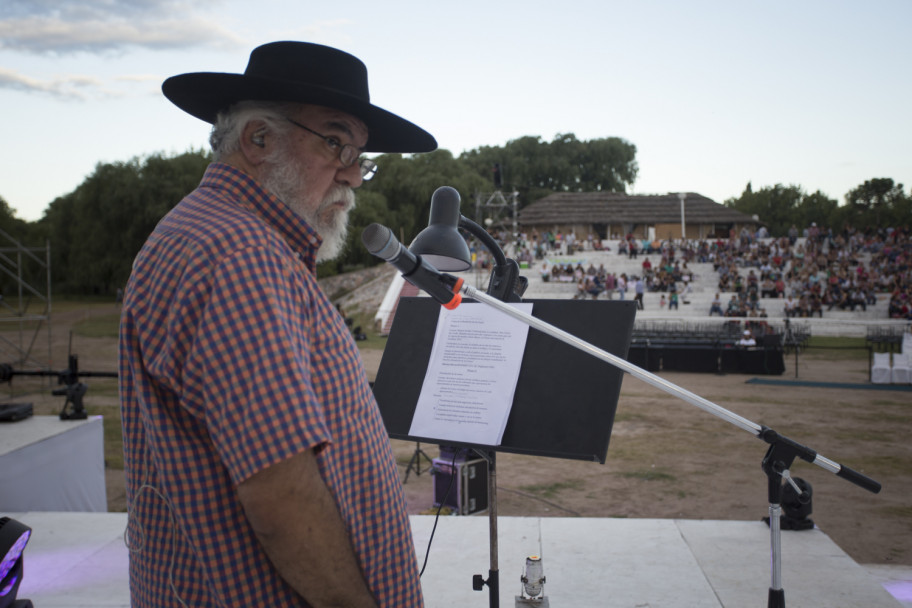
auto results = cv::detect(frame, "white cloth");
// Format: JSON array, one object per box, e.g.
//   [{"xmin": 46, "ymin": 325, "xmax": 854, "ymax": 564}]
[
  {"xmin": 871, "ymin": 352, "xmax": 891, "ymax": 385},
  {"xmin": 891, "ymin": 352, "xmax": 912, "ymax": 384},
  {"xmin": 0, "ymin": 415, "xmax": 106, "ymax": 512}
]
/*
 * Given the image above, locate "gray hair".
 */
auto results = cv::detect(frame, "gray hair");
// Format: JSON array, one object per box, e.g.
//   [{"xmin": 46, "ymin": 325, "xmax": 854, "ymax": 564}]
[{"xmin": 209, "ymin": 101, "xmax": 298, "ymax": 161}]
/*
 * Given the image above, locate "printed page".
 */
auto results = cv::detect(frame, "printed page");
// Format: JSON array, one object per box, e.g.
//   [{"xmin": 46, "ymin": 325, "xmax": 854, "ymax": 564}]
[{"xmin": 408, "ymin": 302, "xmax": 533, "ymax": 445}]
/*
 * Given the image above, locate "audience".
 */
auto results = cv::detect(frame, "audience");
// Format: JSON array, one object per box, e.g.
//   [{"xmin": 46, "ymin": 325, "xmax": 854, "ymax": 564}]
[{"xmin": 486, "ymin": 224, "xmax": 912, "ymax": 320}]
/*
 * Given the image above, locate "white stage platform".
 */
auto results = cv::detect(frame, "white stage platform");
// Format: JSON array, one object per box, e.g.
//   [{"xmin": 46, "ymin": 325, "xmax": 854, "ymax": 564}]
[
  {"xmin": 0, "ymin": 415, "xmax": 106, "ymax": 512},
  {"xmin": 7, "ymin": 512, "xmax": 908, "ymax": 607}
]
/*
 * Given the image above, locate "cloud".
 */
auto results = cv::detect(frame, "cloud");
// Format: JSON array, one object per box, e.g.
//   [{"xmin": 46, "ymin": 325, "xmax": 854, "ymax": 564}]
[
  {"xmin": 1, "ymin": 0, "xmax": 218, "ymax": 21},
  {"xmin": 0, "ymin": 0, "xmax": 242, "ymax": 54},
  {"xmin": 115, "ymin": 74, "xmax": 165, "ymax": 83},
  {"xmin": 0, "ymin": 66, "xmax": 103, "ymax": 99}
]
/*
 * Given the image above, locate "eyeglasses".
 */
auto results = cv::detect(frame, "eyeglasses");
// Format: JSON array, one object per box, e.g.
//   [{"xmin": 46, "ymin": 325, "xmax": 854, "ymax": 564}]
[{"xmin": 285, "ymin": 117, "xmax": 378, "ymax": 181}]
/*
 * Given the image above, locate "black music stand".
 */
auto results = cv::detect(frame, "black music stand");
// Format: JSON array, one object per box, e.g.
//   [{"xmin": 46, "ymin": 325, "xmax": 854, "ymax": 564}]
[{"xmin": 373, "ymin": 297, "xmax": 636, "ymax": 606}]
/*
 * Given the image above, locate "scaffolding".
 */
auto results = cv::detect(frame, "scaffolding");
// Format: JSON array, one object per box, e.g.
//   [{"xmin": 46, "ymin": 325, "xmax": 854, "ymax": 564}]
[
  {"xmin": 474, "ymin": 190, "xmax": 519, "ymax": 253},
  {"xmin": 0, "ymin": 227, "xmax": 52, "ymax": 371}
]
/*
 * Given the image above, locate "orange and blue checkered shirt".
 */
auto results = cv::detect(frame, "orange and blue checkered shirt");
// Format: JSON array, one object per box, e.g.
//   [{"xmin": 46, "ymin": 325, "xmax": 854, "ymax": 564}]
[{"xmin": 119, "ymin": 163, "xmax": 423, "ymax": 607}]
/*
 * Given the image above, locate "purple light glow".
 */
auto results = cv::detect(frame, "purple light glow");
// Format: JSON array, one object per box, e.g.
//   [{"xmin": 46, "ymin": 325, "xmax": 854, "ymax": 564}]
[
  {"xmin": 883, "ymin": 580, "xmax": 912, "ymax": 602},
  {"xmin": 1, "ymin": 570, "xmax": 19, "ymax": 596},
  {"xmin": 0, "ymin": 528, "xmax": 31, "ymax": 582}
]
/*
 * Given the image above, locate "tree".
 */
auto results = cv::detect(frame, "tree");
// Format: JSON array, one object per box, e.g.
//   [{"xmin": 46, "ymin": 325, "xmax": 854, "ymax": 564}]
[
  {"xmin": 724, "ymin": 184, "xmax": 803, "ymax": 237},
  {"xmin": 42, "ymin": 150, "xmax": 210, "ymax": 294},
  {"xmin": 843, "ymin": 178, "xmax": 910, "ymax": 228},
  {"xmin": 794, "ymin": 190, "xmax": 839, "ymax": 231},
  {"xmin": 459, "ymin": 133, "xmax": 638, "ymax": 206}
]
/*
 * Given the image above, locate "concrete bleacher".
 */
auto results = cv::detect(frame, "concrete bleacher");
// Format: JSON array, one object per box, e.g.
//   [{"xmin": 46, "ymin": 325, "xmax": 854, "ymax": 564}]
[
  {"xmin": 375, "ymin": 238, "xmax": 908, "ymax": 338},
  {"xmin": 467, "ymin": 239, "xmax": 903, "ymax": 338}
]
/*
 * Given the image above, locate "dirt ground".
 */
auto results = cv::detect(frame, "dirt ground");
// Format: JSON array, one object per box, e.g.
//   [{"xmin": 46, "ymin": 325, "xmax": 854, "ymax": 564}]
[{"xmin": 4, "ymin": 303, "xmax": 910, "ymax": 567}]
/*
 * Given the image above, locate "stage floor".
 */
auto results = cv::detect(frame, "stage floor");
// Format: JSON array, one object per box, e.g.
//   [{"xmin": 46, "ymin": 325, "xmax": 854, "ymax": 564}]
[{"xmin": 9, "ymin": 512, "xmax": 909, "ymax": 607}]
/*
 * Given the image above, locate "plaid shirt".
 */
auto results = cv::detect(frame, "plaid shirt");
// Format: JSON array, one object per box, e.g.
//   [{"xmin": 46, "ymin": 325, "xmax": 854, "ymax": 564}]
[{"xmin": 119, "ymin": 163, "xmax": 423, "ymax": 607}]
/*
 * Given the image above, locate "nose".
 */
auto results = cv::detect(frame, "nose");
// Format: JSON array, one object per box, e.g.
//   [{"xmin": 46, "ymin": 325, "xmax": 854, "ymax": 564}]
[{"xmin": 337, "ymin": 162, "xmax": 364, "ymax": 189}]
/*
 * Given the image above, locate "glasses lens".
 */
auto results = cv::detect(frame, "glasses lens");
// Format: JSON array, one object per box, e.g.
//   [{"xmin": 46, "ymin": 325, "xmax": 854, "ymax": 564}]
[
  {"xmin": 339, "ymin": 144, "xmax": 360, "ymax": 167},
  {"xmin": 360, "ymin": 159, "xmax": 377, "ymax": 181}
]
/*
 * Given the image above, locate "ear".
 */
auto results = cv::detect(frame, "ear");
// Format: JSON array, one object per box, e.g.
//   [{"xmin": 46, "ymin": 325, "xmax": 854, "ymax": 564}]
[{"xmin": 239, "ymin": 120, "xmax": 271, "ymax": 167}]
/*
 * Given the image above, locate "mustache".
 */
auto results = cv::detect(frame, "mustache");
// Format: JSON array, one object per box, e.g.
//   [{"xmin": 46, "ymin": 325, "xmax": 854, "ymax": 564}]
[{"xmin": 320, "ymin": 184, "xmax": 356, "ymax": 212}]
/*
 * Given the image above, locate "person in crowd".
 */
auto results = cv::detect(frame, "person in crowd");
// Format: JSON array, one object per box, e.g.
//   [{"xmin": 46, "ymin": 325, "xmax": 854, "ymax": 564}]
[
  {"xmin": 617, "ymin": 273, "xmax": 627, "ymax": 300},
  {"xmin": 738, "ymin": 329, "xmax": 757, "ymax": 347},
  {"xmin": 119, "ymin": 41, "xmax": 434, "ymax": 607},
  {"xmin": 709, "ymin": 293, "xmax": 724, "ymax": 316},
  {"xmin": 604, "ymin": 271, "xmax": 616, "ymax": 299}
]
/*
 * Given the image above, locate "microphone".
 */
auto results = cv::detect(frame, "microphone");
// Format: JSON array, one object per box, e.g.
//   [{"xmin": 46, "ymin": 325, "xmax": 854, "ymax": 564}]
[{"xmin": 361, "ymin": 223, "xmax": 464, "ymax": 309}]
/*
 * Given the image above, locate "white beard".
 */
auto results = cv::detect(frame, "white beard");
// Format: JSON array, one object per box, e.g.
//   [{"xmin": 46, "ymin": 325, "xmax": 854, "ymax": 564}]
[{"xmin": 261, "ymin": 154, "xmax": 356, "ymax": 263}]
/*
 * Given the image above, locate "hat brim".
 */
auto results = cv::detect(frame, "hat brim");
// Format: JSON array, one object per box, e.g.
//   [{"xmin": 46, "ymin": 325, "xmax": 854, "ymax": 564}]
[{"xmin": 162, "ymin": 73, "xmax": 437, "ymax": 154}]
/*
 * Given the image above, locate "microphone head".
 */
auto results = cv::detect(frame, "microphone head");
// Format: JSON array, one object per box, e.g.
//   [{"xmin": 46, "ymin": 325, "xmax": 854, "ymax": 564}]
[{"xmin": 361, "ymin": 223, "xmax": 392, "ymax": 255}]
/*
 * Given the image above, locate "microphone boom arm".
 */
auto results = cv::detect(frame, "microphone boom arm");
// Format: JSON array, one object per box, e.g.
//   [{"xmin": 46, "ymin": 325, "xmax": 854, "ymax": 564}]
[
  {"xmin": 457, "ymin": 216, "xmax": 527, "ymax": 302},
  {"xmin": 457, "ymin": 281, "xmax": 881, "ymax": 495}
]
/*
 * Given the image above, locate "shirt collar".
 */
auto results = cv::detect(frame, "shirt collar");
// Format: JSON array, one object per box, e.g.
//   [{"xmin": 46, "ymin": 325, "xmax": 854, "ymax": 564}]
[{"xmin": 202, "ymin": 163, "xmax": 322, "ymax": 270}]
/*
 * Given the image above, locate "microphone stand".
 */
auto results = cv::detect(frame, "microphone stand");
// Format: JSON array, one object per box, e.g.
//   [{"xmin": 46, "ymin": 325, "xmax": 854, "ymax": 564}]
[
  {"xmin": 452, "ymin": 282, "xmax": 880, "ymax": 608},
  {"xmin": 0, "ymin": 355, "xmax": 119, "ymax": 420},
  {"xmin": 456, "ymin": 216, "xmax": 527, "ymax": 608}
]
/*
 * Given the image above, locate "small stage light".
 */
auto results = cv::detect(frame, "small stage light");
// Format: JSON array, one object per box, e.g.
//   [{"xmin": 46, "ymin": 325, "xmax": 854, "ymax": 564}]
[{"xmin": 0, "ymin": 517, "xmax": 33, "ymax": 608}]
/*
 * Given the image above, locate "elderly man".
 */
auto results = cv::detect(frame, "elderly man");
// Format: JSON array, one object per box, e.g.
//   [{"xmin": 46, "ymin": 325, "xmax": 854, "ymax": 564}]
[{"xmin": 119, "ymin": 42, "xmax": 435, "ymax": 607}]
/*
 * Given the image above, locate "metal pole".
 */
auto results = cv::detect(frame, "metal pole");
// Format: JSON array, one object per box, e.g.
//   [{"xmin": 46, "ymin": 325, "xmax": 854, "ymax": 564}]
[
  {"xmin": 47, "ymin": 239, "xmax": 53, "ymax": 372},
  {"xmin": 678, "ymin": 192, "xmax": 687, "ymax": 239},
  {"xmin": 488, "ymin": 450, "xmax": 499, "ymax": 608}
]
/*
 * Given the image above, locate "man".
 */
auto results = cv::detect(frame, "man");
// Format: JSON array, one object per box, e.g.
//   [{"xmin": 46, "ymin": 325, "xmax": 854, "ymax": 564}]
[
  {"xmin": 709, "ymin": 292, "xmax": 724, "ymax": 316},
  {"xmin": 119, "ymin": 42, "xmax": 435, "ymax": 607}
]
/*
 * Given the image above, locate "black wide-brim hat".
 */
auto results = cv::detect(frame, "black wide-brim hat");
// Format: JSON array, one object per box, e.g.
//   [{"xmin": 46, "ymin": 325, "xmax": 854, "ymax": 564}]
[{"xmin": 162, "ymin": 41, "xmax": 437, "ymax": 154}]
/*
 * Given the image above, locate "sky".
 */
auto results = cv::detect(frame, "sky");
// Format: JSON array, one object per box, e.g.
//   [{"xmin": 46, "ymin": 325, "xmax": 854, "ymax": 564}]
[{"xmin": 1, "ymin": 0, "xmax": 910, "ymax": 222}]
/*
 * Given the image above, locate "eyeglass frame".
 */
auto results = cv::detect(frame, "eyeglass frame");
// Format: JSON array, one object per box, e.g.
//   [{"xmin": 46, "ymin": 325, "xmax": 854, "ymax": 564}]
[{"xmin": 285, "ymin": 117, "xmax": 377, "ymax": 181}]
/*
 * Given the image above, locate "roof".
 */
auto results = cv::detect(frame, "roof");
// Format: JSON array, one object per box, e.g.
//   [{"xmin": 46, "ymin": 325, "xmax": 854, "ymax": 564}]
[{"xmin": 518, "ymin": 192, "xmax": 759, "ymax": 226}]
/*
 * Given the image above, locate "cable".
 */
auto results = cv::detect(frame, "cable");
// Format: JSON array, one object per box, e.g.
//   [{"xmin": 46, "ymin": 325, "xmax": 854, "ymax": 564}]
[
  {"xmin": 418, "ymin": 448, "xmax": 463, "ymax": 578},
  {"xmin": 123, "ymin": 448, "xmax": 191, "ymax": 608}
]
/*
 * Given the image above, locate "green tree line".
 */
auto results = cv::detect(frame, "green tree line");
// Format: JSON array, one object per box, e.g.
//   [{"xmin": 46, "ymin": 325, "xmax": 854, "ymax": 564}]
[
  {"xmin": 0, "ymin": 131, "xmax": 907, "ymax": 296},
  {"xmin": 1, "ymin": 134, "xmax": 638, "ymax": 295},
  {"xmin": 724, "ymin": 178, "xmax": 912, "ymax": 237}
]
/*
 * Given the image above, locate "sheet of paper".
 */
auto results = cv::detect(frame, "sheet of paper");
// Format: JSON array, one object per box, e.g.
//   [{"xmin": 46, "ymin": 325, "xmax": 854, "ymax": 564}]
[{"xmin": 408, "ymin": 301, "xmax": 534, "ymax": 446}]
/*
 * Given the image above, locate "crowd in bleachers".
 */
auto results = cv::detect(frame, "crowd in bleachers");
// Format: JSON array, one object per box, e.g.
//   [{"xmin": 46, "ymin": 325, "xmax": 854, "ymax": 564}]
[
  {"xmin": 700, "ymin": 224, "xmax": 912, "ymax": 320},
  {"xmin": 476, "ymin": 224, "xmax": 912, "ymax": 320}
]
